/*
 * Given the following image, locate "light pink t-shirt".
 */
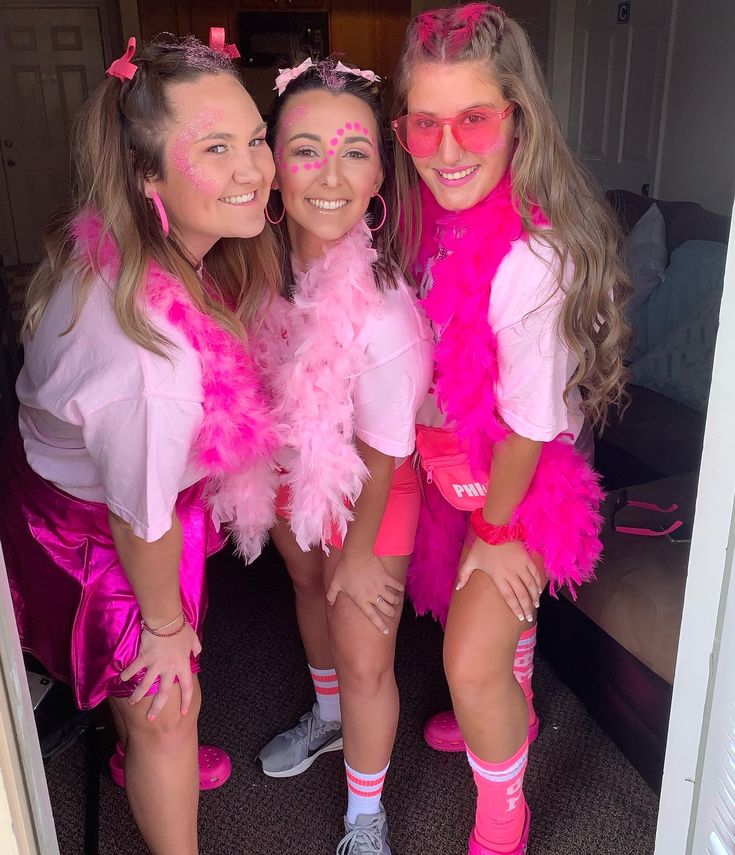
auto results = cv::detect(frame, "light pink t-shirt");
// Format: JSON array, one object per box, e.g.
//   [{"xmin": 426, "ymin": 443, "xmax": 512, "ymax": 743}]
[
  {"xmin": 416, "ymin": 236, "xmax": 587, "ymax": 448},
  {"xmin": 353, "ymin": 280, "xmax": 434, "ymax": 459},
  {"xmin": 17, "ymin": 271, "xmax": 205, "ymax": 542}
]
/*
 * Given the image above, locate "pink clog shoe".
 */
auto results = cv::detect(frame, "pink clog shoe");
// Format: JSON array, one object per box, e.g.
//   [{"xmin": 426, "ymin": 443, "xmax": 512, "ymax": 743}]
[
  {"xmin": 109, "ymin": 742, "xmax": 232, "ymax": 790},
  {"xmin": 424, "ymin": 710, "xmax": 539, "ymax": 753}
]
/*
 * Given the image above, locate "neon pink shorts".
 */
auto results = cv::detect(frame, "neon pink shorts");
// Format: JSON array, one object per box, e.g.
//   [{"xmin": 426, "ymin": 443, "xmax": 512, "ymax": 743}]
[{"xmin": 276, "ymin": 458, "xmax": 420, "ymax": 556}]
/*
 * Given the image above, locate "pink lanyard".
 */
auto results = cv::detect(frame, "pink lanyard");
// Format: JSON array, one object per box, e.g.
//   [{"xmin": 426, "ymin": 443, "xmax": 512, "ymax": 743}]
[{"xmin": 611, "ymin": 489, "xmax": 684, "ymax": 537}]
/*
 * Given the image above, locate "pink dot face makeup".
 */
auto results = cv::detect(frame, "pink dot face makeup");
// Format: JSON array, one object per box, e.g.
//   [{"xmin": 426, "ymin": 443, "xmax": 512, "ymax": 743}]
[
  {"xmin": 284, "ymin": 121, "xmax": 372, "ymax": 173},
  {"xmin": 274, "ymin": 90, "xmax": 383, "ymax": 256},
  {"xmin": 170, "ymin": 108, "xmax": 222, "ymax": 193}
]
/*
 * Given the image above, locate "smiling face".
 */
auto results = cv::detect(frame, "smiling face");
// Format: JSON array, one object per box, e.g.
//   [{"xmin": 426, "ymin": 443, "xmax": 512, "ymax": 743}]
[
  {"xmin": 406, "ymin": 60, "xmax": 515, "ymax": 212},
  {"xmin": 273, "ymin": 89, "xmax": 384, "ymax": 262},
  {"xmin": 146, "ymin": 73, "xmax": 275, "ymax": 262}
]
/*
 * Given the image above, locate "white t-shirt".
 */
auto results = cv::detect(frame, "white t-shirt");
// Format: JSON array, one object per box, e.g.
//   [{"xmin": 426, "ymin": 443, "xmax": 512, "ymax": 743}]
[
  {"xmin": 353, "ymin": 280, "xmax": 434, "ymax": 458},
  {"xmin": 17, "ymin": 271, "xmax": 205, "ymax": 542},
  {"xmin": 416, "ymin": 236, "xmax": 586, "ymax": 446}
]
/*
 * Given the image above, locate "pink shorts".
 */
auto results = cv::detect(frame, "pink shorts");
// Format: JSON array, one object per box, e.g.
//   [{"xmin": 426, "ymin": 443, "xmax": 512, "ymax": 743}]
[
  {"xmin": 0, "ymin": 430, "xmax": 225, "ymax": 710},
  {"xmin": 276, "ymin": 458, "xmax": 421, "ymax": 556}
]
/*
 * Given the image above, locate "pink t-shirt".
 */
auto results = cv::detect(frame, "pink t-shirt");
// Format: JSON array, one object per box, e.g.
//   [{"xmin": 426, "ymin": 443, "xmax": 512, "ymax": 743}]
[
  {"xmin": 416, "ymin": 236, "xmax": 586, "ymax": 446},
  {"xmin": 353, "ymin": 280, "xmax": 434, "ymax": 458},
  {"xmin": 17, "ymin": 271, "xmax": 205, "ymax": 542}
]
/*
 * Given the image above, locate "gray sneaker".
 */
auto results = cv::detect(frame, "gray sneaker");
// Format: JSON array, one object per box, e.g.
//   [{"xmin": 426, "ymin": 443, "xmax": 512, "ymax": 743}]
[
  {"xmin": 336, "ymin": 805, "xmax": 392, "ymax": 855},
  {"xmin": 257, "ymin": 703, "xmax": 343, "ymax": 778}
]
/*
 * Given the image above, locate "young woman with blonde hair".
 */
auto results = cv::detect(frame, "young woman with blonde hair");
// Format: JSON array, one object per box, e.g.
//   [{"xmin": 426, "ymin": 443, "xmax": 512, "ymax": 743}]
[
  {"xmin": 391, "ymin": 4, "xmax": 630, "ymax": 852},
  {"xmin": 0, "ymin": 32, "xmax": 278, "ymax": 854}
]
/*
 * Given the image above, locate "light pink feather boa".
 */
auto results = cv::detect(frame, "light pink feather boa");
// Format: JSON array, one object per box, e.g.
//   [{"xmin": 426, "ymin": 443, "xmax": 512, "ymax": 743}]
[
  {"xmin": 408, "ymin": 176, "xmax": 604, "ymax": 625},
  {"xmin": 251, "ymin": 222, "xmax": 382, "ymax": 551},
  {"xmin": 72, "ymin": 213, "xmax": 279, "ymax": 561}
]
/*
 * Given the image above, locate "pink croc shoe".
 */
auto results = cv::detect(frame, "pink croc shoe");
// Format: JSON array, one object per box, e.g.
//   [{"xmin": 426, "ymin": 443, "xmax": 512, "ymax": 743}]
[
  {"xmin": 424, "ymin": 710, "xmax": 540, "ymax": 753},
  {"xmin": 468, "ymin": 803, "xmax": 531, "ymax": 854},
  {"xmin": 109, "ymin": 742, "xmax": 232, "ymax": 790}
]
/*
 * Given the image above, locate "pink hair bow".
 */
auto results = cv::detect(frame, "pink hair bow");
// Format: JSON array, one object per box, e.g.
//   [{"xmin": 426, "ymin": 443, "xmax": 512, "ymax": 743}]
[
  {"xmin": 106, "ymin": 36, "xmax": 137, "ymax": 81},
  {"xmin": 209, "ymin": 27, "xmax": 240, "ymax": 59},
  {"xmin": 334, "ymin": 61, "xmax": 381, "ymax": 84},
  {"xmin": 273, "ymin": 57, "xmax": 314, "ymax": 95}
]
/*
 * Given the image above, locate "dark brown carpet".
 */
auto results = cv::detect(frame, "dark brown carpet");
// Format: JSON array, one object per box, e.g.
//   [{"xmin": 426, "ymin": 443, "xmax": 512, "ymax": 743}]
[{"xmin": 44, "ymin": 545, "xmax": 658, "ymax": 854}]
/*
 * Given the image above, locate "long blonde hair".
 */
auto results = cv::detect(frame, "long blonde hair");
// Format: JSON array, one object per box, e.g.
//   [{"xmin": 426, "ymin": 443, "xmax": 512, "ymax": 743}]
[
  {"xmin": 24, "ymin": 38, "xmax": 280, "ymax": 355},
  {"xmin": 392, "ymin": 3, "xmax": 631, "ymax": 427}
]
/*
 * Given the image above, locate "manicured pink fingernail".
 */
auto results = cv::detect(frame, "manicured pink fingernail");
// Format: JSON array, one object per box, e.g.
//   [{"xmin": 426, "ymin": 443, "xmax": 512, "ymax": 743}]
[{"xmin": 147, "ymin": 714, "xmax": 156, "ymax": 721}]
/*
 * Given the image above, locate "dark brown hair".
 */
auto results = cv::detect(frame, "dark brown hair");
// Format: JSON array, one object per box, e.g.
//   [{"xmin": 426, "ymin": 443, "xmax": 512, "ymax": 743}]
[{"xmin": 267, "ymin": 59, "xmax": 401, "ymax": 294}]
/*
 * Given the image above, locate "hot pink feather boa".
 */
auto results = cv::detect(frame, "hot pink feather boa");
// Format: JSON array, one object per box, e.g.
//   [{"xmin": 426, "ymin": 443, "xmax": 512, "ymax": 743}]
[
  {"xmin": 407, "ymin": 176, "xmax": 604, "ymax": 624},
  {"xmin": 251, "ymin": 222, "xmax": 382, "ymax": 550},
  {"xmin": 72, "ymin": 213, "xmax": 279, "ymax": 561}
]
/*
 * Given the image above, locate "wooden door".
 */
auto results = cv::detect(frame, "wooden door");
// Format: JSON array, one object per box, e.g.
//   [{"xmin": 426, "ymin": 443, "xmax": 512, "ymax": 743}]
[
  {"xmin": 0, "ymin": 7, "xmax": 107, "ymax": 263},
  {"xmin": 566, "ymin": 0, "xmax": 674, "ymax": 194}
]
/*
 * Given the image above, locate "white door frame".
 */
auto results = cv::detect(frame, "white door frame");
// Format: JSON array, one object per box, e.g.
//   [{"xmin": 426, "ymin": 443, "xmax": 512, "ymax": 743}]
[
  {"xmin": 654, "ymin": 207, "xmax": 735, "ymax": 852},
  {"xmin": 0, "ymin": 544, "xmax": 59, "ymax": 855}
]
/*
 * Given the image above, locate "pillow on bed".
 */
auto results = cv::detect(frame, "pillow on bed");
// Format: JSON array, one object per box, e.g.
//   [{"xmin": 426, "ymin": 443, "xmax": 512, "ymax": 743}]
[
  {"xmin": 647, "ymin": 240, "xmax": 727, "ymax": 351},
  {"xmin": 624, "ymin": 203, "xmax": 667, "ymax": 358},
  {"xmin": 630, "ymin": 290, "xmax": 723, "ymax": 413}
]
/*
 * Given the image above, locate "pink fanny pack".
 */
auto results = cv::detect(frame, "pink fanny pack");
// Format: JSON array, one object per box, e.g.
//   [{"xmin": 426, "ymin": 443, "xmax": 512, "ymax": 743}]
[{"xmin": 415, "ymin": 425, "xmax": 487, "ymax": 512}]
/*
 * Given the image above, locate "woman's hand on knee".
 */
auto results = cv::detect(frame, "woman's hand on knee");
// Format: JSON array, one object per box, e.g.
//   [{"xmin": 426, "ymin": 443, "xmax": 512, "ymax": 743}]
[
  {"xmin": 325, "ymin": 552, "xmax": 404, "ymax": 635},
  {"xmin": 120, "ymin": 623, "xmax": 202, "ymax": 720},
  {"xmin": 455, "ymin": 539, "xmax": 542, "ymax": 623}
]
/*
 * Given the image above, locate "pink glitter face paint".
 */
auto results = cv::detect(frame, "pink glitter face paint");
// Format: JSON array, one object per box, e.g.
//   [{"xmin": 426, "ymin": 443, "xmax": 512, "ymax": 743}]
[
  {"xmin": 170, "ymin": 108, "xmax": 222, "ymax": 194},
  {"xmin": 281, "ymin": 104, "xmax": 309, "ymax": 130},
  {"xmin": 290, "ymin": 164, "xmax": 300, "ymax": 173},
  {"xmin": 488, "ymin": 131, "xmax": 509, "ymax": 152}
]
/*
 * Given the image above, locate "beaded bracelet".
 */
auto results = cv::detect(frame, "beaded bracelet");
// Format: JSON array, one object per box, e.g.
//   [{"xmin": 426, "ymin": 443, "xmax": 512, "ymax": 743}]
[
  {"xmin": 141, "ymin": 611, "xmax": 187, "ymax": 638},
  {"xmin": 470, "ymin": 509, "xmax": 525, "ymax": 546}
]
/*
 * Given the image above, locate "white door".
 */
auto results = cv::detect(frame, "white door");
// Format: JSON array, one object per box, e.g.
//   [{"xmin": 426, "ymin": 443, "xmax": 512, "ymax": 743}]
[
  {"xmin": 566, "ymin": 0, "xmax": 673, "ymax": 194},
  {"xmin": 654, "ymin": 213, "xmax": 735, "ymax": 853},
  {"xmin": 0, "ymin": 7, "xmax": 107, "ymax": 263}
]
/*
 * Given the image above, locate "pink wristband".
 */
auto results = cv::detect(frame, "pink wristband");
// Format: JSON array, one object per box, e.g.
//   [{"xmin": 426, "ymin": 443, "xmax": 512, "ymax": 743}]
[{"xmin": 470, "ymin": 509, "xmax": 525, "ymax": 545}]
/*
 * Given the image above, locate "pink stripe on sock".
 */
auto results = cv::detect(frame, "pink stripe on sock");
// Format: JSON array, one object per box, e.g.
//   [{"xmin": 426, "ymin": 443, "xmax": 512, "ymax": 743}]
[
  {"xmin": 312, "ymin": 672, "xmax": 338, "ymax": 683},
  {"xmin": 315, "ymin": 685, "xmax": 340, "ymax": 695},
  {"xmin": 346, "ymin": 770, "xmax": 387, "ymax": 788}
]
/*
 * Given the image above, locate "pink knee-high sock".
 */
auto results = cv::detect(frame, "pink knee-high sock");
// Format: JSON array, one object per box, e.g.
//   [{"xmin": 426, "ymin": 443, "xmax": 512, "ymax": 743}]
[
  {"xmin": 467, "ymin": 740, "xmax": 528, "ymax": 852},
  {"xmin": 514, "ymin": 627, "xmax": 537, "ymax": 728}
]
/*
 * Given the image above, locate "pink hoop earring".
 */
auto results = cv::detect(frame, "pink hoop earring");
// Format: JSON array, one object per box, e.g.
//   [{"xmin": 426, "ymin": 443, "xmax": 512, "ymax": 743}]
[
  {"xmin": 149, "ymin": 191, "xmax": 169, "ymax": 237},
  {"xmin": 367, "ymin": 193, "xmax": 387, "ymax": 232},
  {"xmin": 265, "ymin": 193, "xmax": 286, "ymax": 225}
]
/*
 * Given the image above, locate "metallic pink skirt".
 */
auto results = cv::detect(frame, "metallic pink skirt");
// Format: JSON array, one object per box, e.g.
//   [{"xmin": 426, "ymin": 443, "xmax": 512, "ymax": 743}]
[{"xmin": 0, "ymin": 432, "xmax": 225, "ymax": 709}]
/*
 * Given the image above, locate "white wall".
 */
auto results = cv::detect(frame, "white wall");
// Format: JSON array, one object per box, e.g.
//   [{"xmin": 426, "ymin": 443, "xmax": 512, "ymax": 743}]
[{"xmin": 657, "ymin": 0, "xmax": 735, "ymax": 215}]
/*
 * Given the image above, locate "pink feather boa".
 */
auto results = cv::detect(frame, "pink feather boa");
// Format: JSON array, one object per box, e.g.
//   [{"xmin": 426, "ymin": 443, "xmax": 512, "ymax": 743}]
[
  {"xmin": 72, "ymin": 213, "xmax": 279, "ymax": 561},
  {"xmin": 407, "ymin": 176, "xmax": 604, "ymax": 624},
  {"xmin": 251, "ymin": 222, "xmax": 382, "ymax": 550}
]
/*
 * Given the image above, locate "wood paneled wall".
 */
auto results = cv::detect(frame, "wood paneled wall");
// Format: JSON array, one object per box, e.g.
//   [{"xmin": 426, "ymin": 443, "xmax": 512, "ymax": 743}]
[{"xmin": 138, "ymin": 0, "xmax": 411, "ymax": 80}]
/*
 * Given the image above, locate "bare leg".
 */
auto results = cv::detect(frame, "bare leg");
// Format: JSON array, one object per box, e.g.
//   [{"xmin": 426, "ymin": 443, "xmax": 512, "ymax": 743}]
[
  {"xmin": 271, "ymin": 518, "xmax": 331, "ymax": 668},
  {"xmin": 324, "ymin": 549, "xmax": 408, "ymax": 773},
  {"xmin": 444, "ymin": 550, "xmax": 546, "ymax": 760},
  {"xmin": 109, "ymin": 678, "xmax": 200, "ymax": 855}
]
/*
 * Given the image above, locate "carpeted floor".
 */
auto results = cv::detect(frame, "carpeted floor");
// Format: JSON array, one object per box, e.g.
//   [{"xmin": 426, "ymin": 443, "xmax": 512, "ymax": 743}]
[{"xmin": 44, "ymin": 545, "xmax": 659, "ymax": 854}]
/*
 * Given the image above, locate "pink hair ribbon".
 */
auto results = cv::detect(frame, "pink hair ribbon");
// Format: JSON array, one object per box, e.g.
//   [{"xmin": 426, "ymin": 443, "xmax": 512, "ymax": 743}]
[
  {"xmin": 333, "ymin": 61, "xmax": 381, "ymax": 84},
  {"xmin": 209, "ymin": 27, "xmax": 240, "ymax": 59},
  {"xmin": 274, "ymin": 57, "xmax": 314, "ymax": 96},
  {"xmin": 106, "ymin": 37, "xmax": 137, "ymax": 81}
]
